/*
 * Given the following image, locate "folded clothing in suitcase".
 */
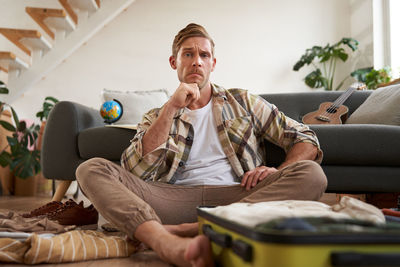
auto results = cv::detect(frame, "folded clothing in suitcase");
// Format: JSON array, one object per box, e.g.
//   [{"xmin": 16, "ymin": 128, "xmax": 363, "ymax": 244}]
[{"xmin": 197, "ymin": 197, "xmax": 400, "ymax": 267}]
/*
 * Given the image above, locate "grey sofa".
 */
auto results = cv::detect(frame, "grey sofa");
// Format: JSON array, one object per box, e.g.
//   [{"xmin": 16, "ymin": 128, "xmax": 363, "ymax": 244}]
[{"xmin": 41, "ymin": 90, "xmax": 400, "ymax": 196}]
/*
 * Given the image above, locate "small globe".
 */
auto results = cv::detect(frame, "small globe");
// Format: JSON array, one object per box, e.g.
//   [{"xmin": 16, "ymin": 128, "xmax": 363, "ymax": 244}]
[{"xmin": 100, "ymin": 100, "xmax": 123, "ymax": 123}]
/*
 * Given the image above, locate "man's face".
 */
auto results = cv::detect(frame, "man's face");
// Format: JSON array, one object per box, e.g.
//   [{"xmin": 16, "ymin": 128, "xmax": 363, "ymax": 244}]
[{"xmin": 169, "ymin": 37, "xmax": 216, "ymax": 90}]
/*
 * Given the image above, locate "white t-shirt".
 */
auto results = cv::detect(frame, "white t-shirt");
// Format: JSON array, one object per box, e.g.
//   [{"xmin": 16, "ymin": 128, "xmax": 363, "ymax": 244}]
[{"xmin": 173, "ymin": 100, "xmax": 239, "ymax": 185}]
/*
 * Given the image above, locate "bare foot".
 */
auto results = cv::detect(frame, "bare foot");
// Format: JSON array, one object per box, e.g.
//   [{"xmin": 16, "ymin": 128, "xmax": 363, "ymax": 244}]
[
  {"xmin": 165, "ymin": 222, "xmax": 199, "ymax": 237},
  {"xmin": 135, "ymin": 221, "xmax": 213, "ymax": 267},
  {"xmin": 156, "ymin": 234, "xmax": 213, "ymax": 267},
  {"xmin": 184, "ymin": 235, "xmax": 214, "ymax": 267}
]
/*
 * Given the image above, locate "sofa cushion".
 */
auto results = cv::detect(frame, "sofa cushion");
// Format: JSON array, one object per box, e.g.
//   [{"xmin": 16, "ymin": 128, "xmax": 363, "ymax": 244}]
[
  {"xmin": 261, "ymin": 91, "xmax": 372, "ymax": 123},
  {"xmin": 100, "ymin": 88, "xmax": 169, "ymax": 125},
  {"xmin": 78, "ymin": 127, "xmax": 136, "ymax": 161},
  {"xmin": 79, "ymin": 124, "xmax": 400, "ymax": 168},
  {"xmin": 265, "ymin": 124, "xmax": 400, "ymax": 167},
  {"xmin": 346, "ymin": 85, "xmax": 400, "ymax": 125},
  {"xmin": 312, "ymin": 124, "xmax": 400, "ymax": 166}
]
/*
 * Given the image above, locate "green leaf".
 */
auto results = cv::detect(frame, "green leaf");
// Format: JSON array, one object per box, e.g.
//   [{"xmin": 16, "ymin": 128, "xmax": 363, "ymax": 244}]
[
  {"xmin": 293, "ymin": 60, "xmax": 304, "ymax": 71},
  {"xmin": 27, "ymin": 133, "xmax": 35, "ymax": 148},
  {"xmin": 44, "ymin": 96, "xmax": 58, "ymax": 103},
  {"xmin": 0, "ymin": 87, "xmax": 9, "ymax": 94},
  {"xmin": 335, "ymin": 49, "xmax": 348, "ymax": 61},
  {"xmin": 6, "ymin": 136, "xmax": 18, "ymax": 147},
  {"xmin": 11, "ymin": 149, "xmax": 40, "ymax": 178},
  {"xmin": 341, "ymin": 38, "xmax": 359, "ymax": 51},
  {"xmin": 351, "ymin": 67, "xmax": 373, "ymax": 82},
  {"xmin": 10, "ymin": 106, "xmax": 19, "ymax": 130},
  {"xmin": 319, "ymin": 53, "xmax": 331, "ymax": 63},
  {"xmin": 36, "ymin": 96, "xmax": 59, "ymax": 121},
  {"xmin": 305, "ymin": 69, "xmax": 324, "ymax": 89},
  {"xmin": 43, "ymin": 102, "xmax": 52, "ymax": 109},
  {"xmin": 17, "ymin": 120, "xmax": 26, "ymax": 132},
  {"xmin": 0, "ymin": 120, "xmax": 16, "ymax": 132},
  {"xmin": 0, "ymin": 151, "xmax": 12, "ymax": 167},
  {"xmin": 36, "ymin": 111, "xmax": 44, "ymax": 120},
  {"xmin": 293, "ymin": 46, "xmax": 322, "ymax": 71}
]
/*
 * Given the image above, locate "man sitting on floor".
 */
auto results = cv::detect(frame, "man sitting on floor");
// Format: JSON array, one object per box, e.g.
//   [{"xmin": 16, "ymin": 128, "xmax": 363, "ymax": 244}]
[{"xmin": 76, "ymin": 23, "xmax": 327, "ymax": 267}]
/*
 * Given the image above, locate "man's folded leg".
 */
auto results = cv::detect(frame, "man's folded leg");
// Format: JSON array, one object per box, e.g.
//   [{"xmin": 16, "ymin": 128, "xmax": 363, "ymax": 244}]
[
  {"xmin": 76, "ymin": 157, "xmax": 162, "ymax": 236},
  {"xmin": 202, "ymin": 160, "xmax": 327, "ymax": 206},
  {"xmin": 239, "ymin": 160, "xmax": 328, "ymax": 203},
  {"xmin": 76, "ymin": 157, "xmax": 205, "ymax": 234}
]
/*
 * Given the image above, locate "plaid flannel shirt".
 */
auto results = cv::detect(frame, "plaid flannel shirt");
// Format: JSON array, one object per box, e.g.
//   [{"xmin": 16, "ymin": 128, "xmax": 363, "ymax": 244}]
[{"xmin": 121, "ymin": 84, "xmax": 322, "ymax": 183}]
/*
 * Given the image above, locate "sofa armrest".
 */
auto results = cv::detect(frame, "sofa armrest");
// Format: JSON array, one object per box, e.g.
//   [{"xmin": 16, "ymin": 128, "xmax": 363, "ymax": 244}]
[{"xmin": 41, "ymin": 101, "xmax": 105, "ymax": 181}]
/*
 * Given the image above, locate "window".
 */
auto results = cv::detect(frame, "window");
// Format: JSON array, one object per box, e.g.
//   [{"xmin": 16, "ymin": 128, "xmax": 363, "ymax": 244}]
[
  {"xmin": 373, "ymin": 0, "xmax": 399, "ymax": 78},
  {"xmin": 389, "ymin": 0, "xmax": 399, "ymax": 78}
]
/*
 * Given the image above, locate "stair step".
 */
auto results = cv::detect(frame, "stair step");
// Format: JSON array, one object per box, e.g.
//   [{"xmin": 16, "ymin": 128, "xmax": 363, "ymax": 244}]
[
  {"xmin": 0, "ymin": 52, "xmax": 30, "ymax": 72},
  {"xmin": 68, "ymin": 0, "xmax": 100, "ymax": 13},
  {"xmin": 0, "ymin": 66, "xmax": 8, "ymax": 73},
  {"xmin": 26, "ymin": 7, "xmax": 76, "ymax": 40},
  {"xmin": 58, "ymin": 0, "xmax": 78, "ymax": 25},
  {"xmin": 59, "ymin": 0, "xmax": 101, "ymax": 26},
  {"xmin": 0, "ymin": 28, "xmax": 52, "ymax": 57}
]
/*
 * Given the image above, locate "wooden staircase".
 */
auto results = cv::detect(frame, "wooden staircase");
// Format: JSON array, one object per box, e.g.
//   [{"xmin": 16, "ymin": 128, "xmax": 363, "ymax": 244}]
[{"xmin": 0, "ymin": 0, "xmax": 135, "ymax": 103}]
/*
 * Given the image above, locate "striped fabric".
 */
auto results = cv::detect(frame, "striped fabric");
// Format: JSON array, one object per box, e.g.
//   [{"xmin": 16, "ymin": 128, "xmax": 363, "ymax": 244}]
[
  {"xmin": 121, "ymin": 84, "xmax": 322, "ymax": 184},
  {"xmin": 0, "ymin": 230, "xmax": 136, "ymax": 264}
]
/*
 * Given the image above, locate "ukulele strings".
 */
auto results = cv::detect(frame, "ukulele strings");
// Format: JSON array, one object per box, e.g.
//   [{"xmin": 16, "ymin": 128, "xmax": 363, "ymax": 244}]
[{"xmin": 319, "ymin": 86, "xmax": 357, "ymax": 119}]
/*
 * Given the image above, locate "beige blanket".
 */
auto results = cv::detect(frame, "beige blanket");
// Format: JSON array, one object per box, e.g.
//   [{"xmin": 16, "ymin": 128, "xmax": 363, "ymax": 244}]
[{"xmin": 0, "ymin": 230, "xmax": 136, "ymax": 264}]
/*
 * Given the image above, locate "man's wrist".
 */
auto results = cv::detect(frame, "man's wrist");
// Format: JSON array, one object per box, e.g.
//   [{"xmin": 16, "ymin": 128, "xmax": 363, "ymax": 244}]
[{"xmin": 161, "ymin": 101, "xmax": 180, "ymax": 119}]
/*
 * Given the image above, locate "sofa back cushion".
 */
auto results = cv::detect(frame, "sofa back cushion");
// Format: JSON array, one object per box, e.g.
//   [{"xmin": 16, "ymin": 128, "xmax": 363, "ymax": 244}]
[
  {"xmin": 260, "ymin": 91, "xmax": 371, "ymax": 123},
  {"xmin": 101, "ymin": 88, "xmax": 169, "ymax": 125},
  {"xmin": 346, "ymin": 85, "xmax": 400, "ymax": 125}
]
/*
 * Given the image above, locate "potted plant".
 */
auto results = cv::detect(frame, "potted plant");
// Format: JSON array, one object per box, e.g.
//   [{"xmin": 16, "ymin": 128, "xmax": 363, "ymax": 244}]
[
  {"xmin": 351, "ymin": 66, "xmax": 392, "ymax": 89},
  {"xmin": 0, "ymin": 104, "xmax": 41, "ymax": 196},
  {"xmin": 0, "ymin": 80, "xmax": 11, "ymax": 195},
  {"xmin": 293, "ymin": 37, "xmax": 359, "ymax": 91}
]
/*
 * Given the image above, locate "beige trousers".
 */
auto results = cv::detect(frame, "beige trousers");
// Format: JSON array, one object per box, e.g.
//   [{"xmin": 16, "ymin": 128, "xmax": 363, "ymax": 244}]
[{"xmin": 76, "ymin": 158, "xmax": 327, "ymax": 237}]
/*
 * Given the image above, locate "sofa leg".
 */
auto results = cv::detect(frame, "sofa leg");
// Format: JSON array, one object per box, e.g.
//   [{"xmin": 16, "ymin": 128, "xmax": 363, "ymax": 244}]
[{"xmin": 52, "ymin": 180, "xmax": 72, "ymax": 202}]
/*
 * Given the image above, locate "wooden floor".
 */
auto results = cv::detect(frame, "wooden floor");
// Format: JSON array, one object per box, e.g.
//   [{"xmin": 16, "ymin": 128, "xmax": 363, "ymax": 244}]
[
  {"xmin": 0, "ymin": 194, "xmax": 171, "ymax": 267},
  {"xmin": 0, "ymin": 192, "xmax": 341, "ymax": 266}
]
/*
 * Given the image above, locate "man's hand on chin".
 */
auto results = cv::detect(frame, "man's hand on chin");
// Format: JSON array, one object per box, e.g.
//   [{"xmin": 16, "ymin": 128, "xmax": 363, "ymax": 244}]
[
  {"xmin": 241, "ymin": 166, "xmax": 278, "ymax": 191},
  {"xmin": 168, "ymin": 82, "xmax": 200, "ymax": 110}
]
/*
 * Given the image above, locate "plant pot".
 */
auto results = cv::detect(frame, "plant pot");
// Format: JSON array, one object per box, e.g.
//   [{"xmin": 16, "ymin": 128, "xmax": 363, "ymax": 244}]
[
  {"xmin": 0, "ymin": 165, "xmax": 14, "ymax": 195},
  {"xmin": 14, "ymin": 175, "xmax": 38, "ymax": 196},
  {"xmin": 36, "ymin": 172, "xmax": 52, "ymax": 197}
]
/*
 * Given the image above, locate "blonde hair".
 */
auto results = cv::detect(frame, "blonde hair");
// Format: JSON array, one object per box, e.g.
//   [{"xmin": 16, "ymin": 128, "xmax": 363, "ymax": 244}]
[{"xmin": 172, "ymin": 23, "xmax": 215, "ymax": 57}]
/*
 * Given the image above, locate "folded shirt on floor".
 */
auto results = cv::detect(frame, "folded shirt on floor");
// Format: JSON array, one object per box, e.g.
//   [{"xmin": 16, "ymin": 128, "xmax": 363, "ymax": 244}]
[
  {"xmin": 0, "ymin": 210, "xmax": 75, "ymax": 234},
  {"xmin": 200, "ymin": 196, "xmax": 385, "ymax": 228}
]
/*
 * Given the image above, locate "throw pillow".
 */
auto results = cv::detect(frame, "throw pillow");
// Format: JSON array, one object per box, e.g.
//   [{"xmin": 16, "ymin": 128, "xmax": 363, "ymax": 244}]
[
  {"xmin": 346, "ymin": 84, "xmax": 400, "ymax": 125},
  {"xmin": 100, "ymin": 88, "xmax": 169, "ymax": 125}
]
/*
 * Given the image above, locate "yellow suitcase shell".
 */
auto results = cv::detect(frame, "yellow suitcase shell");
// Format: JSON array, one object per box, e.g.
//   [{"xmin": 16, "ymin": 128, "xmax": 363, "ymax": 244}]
[{"xmin": 197, "ymin": 207, "xmax": 400, "ymax": 267}]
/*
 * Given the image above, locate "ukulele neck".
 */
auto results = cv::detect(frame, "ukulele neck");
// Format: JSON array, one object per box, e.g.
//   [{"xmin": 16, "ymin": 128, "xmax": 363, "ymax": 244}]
[{"xmin": 330, "ymin": 84, "xmax": 363, "ymax": 109}]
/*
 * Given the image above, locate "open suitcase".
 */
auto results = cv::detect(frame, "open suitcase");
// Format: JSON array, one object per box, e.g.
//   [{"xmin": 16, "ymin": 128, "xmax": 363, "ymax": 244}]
[{"xmin": 197, "ymin": 206, "xmax": 400, "ymax": 267}]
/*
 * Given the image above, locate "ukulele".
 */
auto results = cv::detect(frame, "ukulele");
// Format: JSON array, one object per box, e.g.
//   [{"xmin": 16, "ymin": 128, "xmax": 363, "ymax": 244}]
[{"xmin": 302, "ymin": 82, "xmax": 366, "ymax": 124}]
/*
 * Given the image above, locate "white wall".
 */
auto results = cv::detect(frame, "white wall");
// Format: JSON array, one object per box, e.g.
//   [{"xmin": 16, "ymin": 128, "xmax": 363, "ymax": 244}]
[
  {"xmin": 9, "ymin": 0, "xmax": 370, "ymax": 121},
  {"xmin": 350, "ymin": 0, "xmax": 374, "ymax": 71}
]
